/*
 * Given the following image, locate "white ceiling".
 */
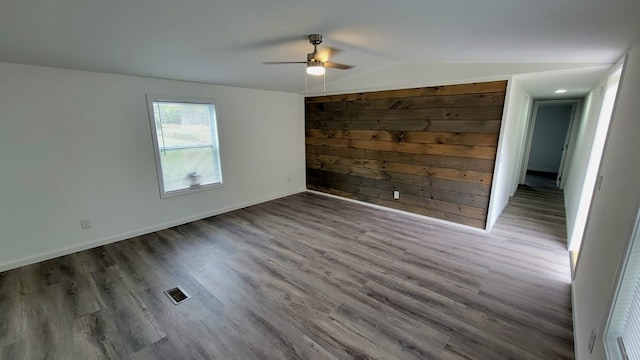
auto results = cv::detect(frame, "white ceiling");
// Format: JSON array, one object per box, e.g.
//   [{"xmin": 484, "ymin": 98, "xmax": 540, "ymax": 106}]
[
  {"xmin": 1, "ymin": 0, "xmax": 638, "ymax": 95},
  {"xmin": 515, "ymin": 65, "xmax": 613, "ymax": 98}
]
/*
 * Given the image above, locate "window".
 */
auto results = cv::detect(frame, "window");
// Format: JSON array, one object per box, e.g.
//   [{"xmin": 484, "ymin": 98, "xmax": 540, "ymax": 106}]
[
  {"xmin": 605, "ymin": 208, "xmax": 640, "ymax": 359},
  {"xmin": 146, "ymin": 95, "xmax": 222, "ymax": 197}
]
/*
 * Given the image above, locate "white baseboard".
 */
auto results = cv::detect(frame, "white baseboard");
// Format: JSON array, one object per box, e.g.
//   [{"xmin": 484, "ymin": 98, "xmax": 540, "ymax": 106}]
[
  {"xmin": 306, "ymin": 190, "xmax": 487, "ymax": 234},
  {"xmin": 571, "ymin": 282, "xmax": 580, "ymax": 359},
  {"xmin": 0, "ymin": 189, "xmax": 305, "ymax": 273}
]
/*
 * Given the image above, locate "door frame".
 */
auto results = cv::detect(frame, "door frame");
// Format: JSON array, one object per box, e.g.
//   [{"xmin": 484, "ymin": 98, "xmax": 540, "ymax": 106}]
[
  {"xmin": 519, "ymin": 99, "xmax": 582, "ymax": 188},
  {"xmin": 556, "ymin": 101, "xmax": 582, "ymax": 188}
]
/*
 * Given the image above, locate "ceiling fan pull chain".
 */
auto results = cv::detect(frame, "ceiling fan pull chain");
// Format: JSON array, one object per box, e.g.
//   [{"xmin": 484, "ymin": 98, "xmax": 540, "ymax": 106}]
[{"xmin": 323, "ymin": 71, "xmax": 326, "ymax": 96}]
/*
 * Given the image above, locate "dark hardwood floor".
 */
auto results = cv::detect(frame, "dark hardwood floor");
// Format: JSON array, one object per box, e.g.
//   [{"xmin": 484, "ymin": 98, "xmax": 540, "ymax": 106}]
[{"xmin": 0, "ymin": 187, "xmax": 573, "ymax": 359}]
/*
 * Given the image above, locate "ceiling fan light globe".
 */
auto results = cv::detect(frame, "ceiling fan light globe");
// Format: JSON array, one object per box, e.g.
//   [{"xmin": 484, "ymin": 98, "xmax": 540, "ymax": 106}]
[{"xmin": 306, "ymin": 63, "xmax": 325, "ymax": 76}]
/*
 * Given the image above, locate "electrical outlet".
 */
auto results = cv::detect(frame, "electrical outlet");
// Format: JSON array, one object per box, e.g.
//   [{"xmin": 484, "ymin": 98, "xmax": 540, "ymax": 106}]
[
  {"xmin": 80, "ymin": 218, "xmax": 92, "ymax": 230},
  {"xmin": 393, "ymin": 190, "xmax": 400, "ymax": 200},
  {"xmin": 588, "ymin": 329, "xmax": 596, "ymax": 353},
  {"xmin": 287, "ymin": 177, "xmax": 291, "ymax": 183}
]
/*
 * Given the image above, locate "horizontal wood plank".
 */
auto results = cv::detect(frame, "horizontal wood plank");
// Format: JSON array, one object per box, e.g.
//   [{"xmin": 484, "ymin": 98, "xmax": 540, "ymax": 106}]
[
  {"xmin": 306, "ymin": 179, "xmax": 487, "ymax": 220},
  {"xmin": 305, "ymin": 106, "xmax": 504, "ymax": 122},
  {"xmin": 306, "ymin": 129, "xmax": 499, "ymax": 147},
  {"xmin": 306, "ymin": 184, "xmax": 487, "ymax": 228},
  {"xmin": 306, "ymin": 137, "xmax": 497, "ymax": 160},
  {"xmin": 306, "ymin": 145, "xmax": 496, "ymax": 172},
  {"xmin": 307, "ymin": 168, "xmax": 490, "ymax": 208},
  {"xmin": 305, "ymin": 81, "xmax": 508, "ymax": 103},
  {"xmin": 306, "ymin": 153, "xmax": 492, "ymax": 184},
  {"xmin": 307, "ymin": 119, "xmax": 503, "ymax": 133},
  {"xmin": 306, "ymin": 92, "xmax": 506, "ymax": 112},
  {"xmin": 387, "ymin": 171, "xmax": 492, "ymax": 196},
  {"xmin": 306, "ymin": 165, "xmax": 491, "ymax": 197}
]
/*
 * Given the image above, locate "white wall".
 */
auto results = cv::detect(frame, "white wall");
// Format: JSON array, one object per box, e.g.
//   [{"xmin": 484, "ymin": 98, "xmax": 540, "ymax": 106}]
[
  {"xmin": 527, "ymin": 104, "xmax": 573, "ymax": 173},
  {"xmin": 0, "ymin": 63, "xmax": 306, "ymax": 271},
  {"xmin": 563, "ymin": 77, "xmax": 608, "ymax": 250},
  {"xmin": 572, "ymin": 42, "xmax": 640, "ymax": 359},
  {"xmin": 485, "ymin": 78, "xmax": 532, "ymax": 231}
]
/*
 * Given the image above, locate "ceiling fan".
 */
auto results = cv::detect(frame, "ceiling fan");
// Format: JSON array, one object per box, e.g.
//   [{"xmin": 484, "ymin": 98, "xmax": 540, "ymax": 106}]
[{"xmin": 262, "ymin": 34, "xmax": 354, "ymax": 76}]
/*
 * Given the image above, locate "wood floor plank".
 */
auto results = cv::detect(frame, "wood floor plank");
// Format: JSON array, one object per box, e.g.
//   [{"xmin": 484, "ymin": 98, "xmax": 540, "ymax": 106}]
[
  {"xmin": 72, "ymin": 310, "xmax": 130, "ymax": 360},
  {"xmin": 0, "ymin": 186, "xmax": 573, "ymax": 359}
]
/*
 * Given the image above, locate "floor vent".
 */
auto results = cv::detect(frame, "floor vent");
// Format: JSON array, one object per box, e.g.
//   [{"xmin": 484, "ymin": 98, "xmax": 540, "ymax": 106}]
[{"xmin": 164, "ymin": 287, "xmax": 191, "ymax": 305}]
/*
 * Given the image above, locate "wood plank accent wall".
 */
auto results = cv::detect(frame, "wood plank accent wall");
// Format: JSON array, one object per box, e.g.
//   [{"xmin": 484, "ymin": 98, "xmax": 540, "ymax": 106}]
[{"xmin": 305, "ymin": 80, "xmax": 507, "ymax": 229}]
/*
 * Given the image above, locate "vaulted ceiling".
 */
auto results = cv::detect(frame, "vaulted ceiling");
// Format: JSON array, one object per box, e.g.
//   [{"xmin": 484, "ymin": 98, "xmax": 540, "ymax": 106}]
[{"xmin": 1, "ymin": 0, "xmax": 639, "ymax": 95}]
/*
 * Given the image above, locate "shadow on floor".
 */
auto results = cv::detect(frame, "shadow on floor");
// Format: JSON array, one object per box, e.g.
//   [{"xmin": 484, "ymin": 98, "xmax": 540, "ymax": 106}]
[{"xmin": 524, "ymin": 170, "xmax": 558, "ymax": 189}]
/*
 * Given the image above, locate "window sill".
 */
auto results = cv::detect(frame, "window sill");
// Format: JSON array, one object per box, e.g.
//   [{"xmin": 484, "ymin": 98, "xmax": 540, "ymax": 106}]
[{"xmin": 160, "ymin": 182, "xmax": 224, "ymax": 199}]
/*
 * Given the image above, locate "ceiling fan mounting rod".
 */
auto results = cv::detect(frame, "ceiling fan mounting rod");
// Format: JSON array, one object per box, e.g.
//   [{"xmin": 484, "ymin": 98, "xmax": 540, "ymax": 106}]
[{"xmin": 308, "ymin": 34, "xmax": 323, "ymax": 56}]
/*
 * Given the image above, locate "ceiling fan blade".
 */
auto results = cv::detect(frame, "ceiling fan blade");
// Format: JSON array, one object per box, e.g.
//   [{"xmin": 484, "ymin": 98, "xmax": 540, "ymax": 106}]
[
  {"xmin": 262, "ymin": 61, "xmax": 307, "ymax": 65},
  {"xmin": 324, "ymin": 61, "xmax": 354, "ymax": 70},
  {"xmin": 316, "ymin": 47, "xmax": 342, "ymax": 63}
]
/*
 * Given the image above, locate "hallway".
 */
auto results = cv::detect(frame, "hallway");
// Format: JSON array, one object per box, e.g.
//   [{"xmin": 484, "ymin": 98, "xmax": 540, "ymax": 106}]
[{"xmin": 498, "ymin": 185, "xmax": 567, "ymax": 246}]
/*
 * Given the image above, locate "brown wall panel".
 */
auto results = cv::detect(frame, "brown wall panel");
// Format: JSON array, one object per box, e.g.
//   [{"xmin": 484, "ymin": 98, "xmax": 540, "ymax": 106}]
[
  {"xmin": 307, "ymin": 119, "xmax": 503, "ymax": 133},
  {"xmin": 305, "ymin": 106, "xmax": 504, "ymax": 121},
  {"xmin": 306, "ymin": 145, "xmax": 496, "ymax": 172},
  {"xmin": 306, "ymin": 92, "xmax": 506, "ymax": 112},
  {"xmin": 306, "ymin": 169, "xmax": 490, "ymax": 208},
  {"xmin": 305, "ymin": 80, "xmax": 507, "ymax": 228}
]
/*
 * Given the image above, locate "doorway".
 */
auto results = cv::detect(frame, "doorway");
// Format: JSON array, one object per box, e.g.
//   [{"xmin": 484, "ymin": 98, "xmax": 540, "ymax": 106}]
[{"xmin": 520, "ymin": 100, "xmax": 580, "ymax": 189}]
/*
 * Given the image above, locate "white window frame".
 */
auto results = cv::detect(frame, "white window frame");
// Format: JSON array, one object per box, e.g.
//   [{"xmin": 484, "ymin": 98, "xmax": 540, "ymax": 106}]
[
  {"xmin": 146, "ymin": 94, "xmax": 223, "ymax": 198},
  {"xmin": 604, "ymin": 203, "xmax": 640, "ymax": 359}
]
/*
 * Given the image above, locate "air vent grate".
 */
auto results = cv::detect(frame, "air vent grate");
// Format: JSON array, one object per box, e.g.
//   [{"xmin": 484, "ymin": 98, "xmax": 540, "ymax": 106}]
[{"xmin": 164, "ymin": 286, "xmax": 191, "ymax": 305}]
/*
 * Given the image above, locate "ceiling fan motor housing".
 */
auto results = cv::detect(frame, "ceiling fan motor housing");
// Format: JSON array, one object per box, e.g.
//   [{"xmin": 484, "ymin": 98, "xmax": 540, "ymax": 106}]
[
  {"xmin": 308, "ymin": 34, "xmax": 323, "ymax": 46},
  {"xmin": 307, "ymin": 59, "xmax": 324, "ymax": 68}
]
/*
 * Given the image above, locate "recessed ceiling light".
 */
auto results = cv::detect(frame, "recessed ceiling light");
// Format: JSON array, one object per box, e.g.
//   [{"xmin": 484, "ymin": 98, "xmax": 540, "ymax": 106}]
[{"xmin": 555, "ymin": 89, "xmax": 568, "ymax": 94}]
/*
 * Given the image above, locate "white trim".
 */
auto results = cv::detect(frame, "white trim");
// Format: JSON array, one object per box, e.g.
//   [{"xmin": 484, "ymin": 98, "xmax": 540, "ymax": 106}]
[
  {"xmin": 491, "ymin": 200, "xmax": 510, "ymax": 230},
  {"xmin": 556, "ymin": 102, "xmax": 578, "ymax": 188},
  {"xmin": 0, "ymin": 189, "xmax": 306, "ymax": 273},
  {"xmin": 560, "ymin": 100, "xmax": 584, "ymax": 189},
  {"xmin": 510, "ymin": 94, "xmax": 533, "ymax": 197},
  {"xmin": 306, "ymin": 190, "xmax": 488, "ymax": 234},
  {"xmin": 485, "ymin": 77, "xmax": 514, "ymax": 232},
  {"xmin": 145, "ymin": 94, "xmax": 224, "ymax": 198},
  {"xmin": 572, "ymin": 59, "xmax": 627, "ymax": 258},
  {"xmin": 519, "ymin": 99, "xmax": 582, "ymax": 185},
  {"xmin": 572, "ymin": 281, "xmax": 580, "ymax": 358},
  {"xmin": 520, "ymin": 102, "xmax": 540, "ymax": 183}
]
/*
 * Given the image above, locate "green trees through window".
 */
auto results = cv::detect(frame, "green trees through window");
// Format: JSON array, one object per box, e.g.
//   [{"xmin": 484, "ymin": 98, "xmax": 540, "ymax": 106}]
[{"xmin": 146, "ymin": 95, "xmax": 222, "ymax": 197}]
